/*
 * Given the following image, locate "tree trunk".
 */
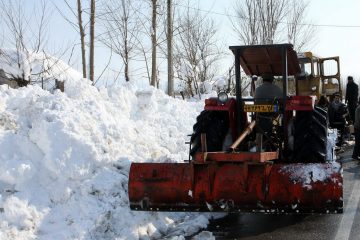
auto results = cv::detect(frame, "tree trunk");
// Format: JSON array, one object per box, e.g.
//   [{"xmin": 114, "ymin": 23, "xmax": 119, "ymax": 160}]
[
  {"xmin": 89, "ymin": 0, "xmax": 95, "ymax": 82},
  {"xmin": 125, "ymin": 53, "xmax": 129, "ymax": 81},
  {"xmin": 123, "ymin": 0, "xmax": 130, "ymax": 82},
  {"xmin": 150, "ymin": 0, "xmax": 157, "ymax": 87},
  {"xmin": 77, "ymin": 0, "xmax": 87, "ymax": 78},
  {"xmin": 167, "ymin": 0, "xmax": 173, "ymax": 96}
]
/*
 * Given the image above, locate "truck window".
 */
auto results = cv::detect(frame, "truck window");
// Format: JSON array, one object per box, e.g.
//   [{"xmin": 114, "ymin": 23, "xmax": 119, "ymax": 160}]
[
  {"xmin": 322, "ymin": 59, "xmax": 338, "ymax": 77},
  {"xmin": 299, "ymin": 58, "xmax": 312, "ymax": 75}
]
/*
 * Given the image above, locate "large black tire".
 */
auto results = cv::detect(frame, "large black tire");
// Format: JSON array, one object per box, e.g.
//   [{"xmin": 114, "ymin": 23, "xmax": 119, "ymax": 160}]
[
  {"xmin": 190, "ymin": 110, "xmax": 229, "ymax": 158},
  {"xmin": 293, "ymin": 106, "xmax": 328, "ymax": 163}
]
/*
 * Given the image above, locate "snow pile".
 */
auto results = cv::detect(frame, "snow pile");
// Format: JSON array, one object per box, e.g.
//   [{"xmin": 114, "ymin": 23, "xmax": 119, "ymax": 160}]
[{"xmin": 0, "ymin": 75, "xmax": 221, "ymax": 239}]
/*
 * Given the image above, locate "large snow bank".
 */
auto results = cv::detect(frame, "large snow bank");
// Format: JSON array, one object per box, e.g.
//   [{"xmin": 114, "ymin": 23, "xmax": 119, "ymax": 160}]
[{"xmin": 0, "ymin": 74, "xmax": 221, "ymax": 239}]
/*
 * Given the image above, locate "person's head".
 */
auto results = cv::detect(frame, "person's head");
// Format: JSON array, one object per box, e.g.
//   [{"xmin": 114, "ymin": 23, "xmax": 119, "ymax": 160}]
[
  {"xmin": 318, "ymin": 95, "xmax": 329, "ymax": 106},
  {"xmin": 333, "ymin": 92, "xmax": 341, "ymax": 103},
  {"xmin": 348, "ymin": 76, "xmax": 354, "ymax": 82},
  {"xmin": 262, "ymin": 73, "xmax": 274, "ymax": 83}
]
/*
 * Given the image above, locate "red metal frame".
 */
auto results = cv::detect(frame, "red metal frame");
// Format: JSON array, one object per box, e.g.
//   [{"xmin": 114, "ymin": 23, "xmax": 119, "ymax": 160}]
[
  {"xmin": 286, "ymin": 95, "xmax": 315, "ymax": 111},
  {"xmin": 194, "ymin": 151, "xmax": 279, "ymax": 163}
]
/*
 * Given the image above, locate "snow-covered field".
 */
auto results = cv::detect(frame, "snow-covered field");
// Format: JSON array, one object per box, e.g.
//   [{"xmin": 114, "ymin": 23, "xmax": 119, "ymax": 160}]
[{"xmin": 0, "ymin": 56, "xmax": 225, "ymax": 239}]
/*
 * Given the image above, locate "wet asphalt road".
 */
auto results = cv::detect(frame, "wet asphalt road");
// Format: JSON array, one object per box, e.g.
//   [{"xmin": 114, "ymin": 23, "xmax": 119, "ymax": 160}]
[{"xmin": 206, "ymin": 148, "xmax": 360, "ymax": 240}]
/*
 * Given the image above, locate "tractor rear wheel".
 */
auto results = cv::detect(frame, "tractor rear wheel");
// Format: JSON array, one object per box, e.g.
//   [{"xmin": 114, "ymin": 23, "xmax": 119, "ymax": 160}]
[
  {"xmin": 190, "ymin": 110, "xmax": 229, "ymax": 158},
  {"xmin": 293, "ymin": 106, "xmax": 328, "ymax": 162}
]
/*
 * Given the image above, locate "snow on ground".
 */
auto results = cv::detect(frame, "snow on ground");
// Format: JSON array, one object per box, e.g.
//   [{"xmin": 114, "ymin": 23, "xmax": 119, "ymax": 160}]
[{"xmin": 0, "ymin": 71, "xmax": 222, "ymax": 239}]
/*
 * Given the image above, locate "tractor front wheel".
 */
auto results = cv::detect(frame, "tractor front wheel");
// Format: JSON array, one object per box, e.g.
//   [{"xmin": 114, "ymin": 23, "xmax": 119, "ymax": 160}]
[{"xmin": 190, "ymin": 110, "xmax": 229, "ymax": 158}]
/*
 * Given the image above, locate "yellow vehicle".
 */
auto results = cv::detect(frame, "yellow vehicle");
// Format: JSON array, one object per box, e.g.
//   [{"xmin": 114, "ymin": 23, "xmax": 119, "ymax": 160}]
[{"xmin": 296, "ymin": 52, "xmax": 341, "ymax": 99}]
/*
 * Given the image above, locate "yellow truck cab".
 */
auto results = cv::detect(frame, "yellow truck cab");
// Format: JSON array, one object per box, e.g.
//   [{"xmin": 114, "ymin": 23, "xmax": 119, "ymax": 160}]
[{"xmin": 296, "ymin": 52, "xmax": 341, "ymax": 100}]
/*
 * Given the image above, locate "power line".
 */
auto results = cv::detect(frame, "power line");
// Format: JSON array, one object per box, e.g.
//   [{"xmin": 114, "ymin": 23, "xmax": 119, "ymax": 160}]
[{"xmin": 173, "ymin": 3, "xmax": 360, "ymax": 29}]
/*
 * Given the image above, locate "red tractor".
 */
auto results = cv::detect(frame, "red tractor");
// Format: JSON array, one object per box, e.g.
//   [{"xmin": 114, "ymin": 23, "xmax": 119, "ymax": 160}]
[{"xmin": 128, "ymin": 44, "xmax": 343, "ymax": 214}]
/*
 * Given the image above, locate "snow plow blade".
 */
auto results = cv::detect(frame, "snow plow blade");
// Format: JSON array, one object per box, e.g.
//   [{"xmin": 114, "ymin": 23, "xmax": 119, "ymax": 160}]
[{"xmin": 128, "ymin": 162, "xmax": 343, "ymax": 213}]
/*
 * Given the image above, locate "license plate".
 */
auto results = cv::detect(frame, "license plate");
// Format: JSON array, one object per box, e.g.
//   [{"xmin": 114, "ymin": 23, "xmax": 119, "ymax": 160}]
[{"xmin": 243, "ymin": 104, "xmax": 277, "ymax": 112}]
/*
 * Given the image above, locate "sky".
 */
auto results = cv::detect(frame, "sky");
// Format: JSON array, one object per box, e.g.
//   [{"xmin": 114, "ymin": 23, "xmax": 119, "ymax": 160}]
[
  {"xmin": 2, "ymin": 0, "xmax": 360, "ymax": 85},
  {"xmin": 196, "ymin": 0, "xmax": 360, "ymax": 81}
]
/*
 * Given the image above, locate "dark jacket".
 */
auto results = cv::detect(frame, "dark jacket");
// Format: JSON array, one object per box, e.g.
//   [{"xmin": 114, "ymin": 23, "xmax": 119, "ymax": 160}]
[
  {"xmin": 328, "ymin": 101, "xmax": 348, "ymax": 126},
  {"xmin": 346, "ymin": 81, "xmax": 358, "ymax": 103},
  {"xmin": 354, "ymin": 105, "xmax": 360, "ymax": 129}
]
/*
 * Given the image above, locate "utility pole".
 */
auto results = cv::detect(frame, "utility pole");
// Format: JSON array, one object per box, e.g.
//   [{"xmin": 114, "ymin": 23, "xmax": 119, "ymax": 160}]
[{"xmin": 167, "ymin": 0, "xmax": 174, "ymax": 96}]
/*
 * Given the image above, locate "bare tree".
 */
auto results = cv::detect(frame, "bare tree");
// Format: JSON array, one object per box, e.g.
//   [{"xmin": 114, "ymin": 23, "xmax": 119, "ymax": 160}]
[
  {"xmin": 100, "ymin": 0, "xmax": 141, "ymax": 82},
  {"xmin": 287, "ymin": 0, "xmax": 316, "ymax": 51},
  {"xmin": 0, "ymin": 0, "xmax": 50, "ymax": 53},
  {"xmin": 118, "ymin": 0, "xmax": 170, "ymax": 87},
  {"xmin": 59, "ymin": 0, "xmax": 100, "ymax": 83},
  {"xmin": 174, "ymin": 5, "xmax": 221, "ymax": 97},
  {"xmin": 77, "ymin": 0, "xmax": 87, "ymax": 78},
  {"xmin": 89, "ymin": 0, "xmax": 95, "ymax": 82},
  {"xmin": 0, "ymin": 0, "xmax": 65, "ymax": 88},
  {"xmin": 150, "ymin": 0, "xmax": 158, "ymax": 87},
  {"xmin": 232, "ymin": 0, "xmax": 259, "ymax": 45},
  {"xmin": 58, "ymin": 0, "xmax": 88, "ymax": 78},
  {"xmin": 257, "ymin": 0, "xmax": 287, "ymax": 44},
  {"xmin": 167, "ymin": 0, "xmax": 174, "ymax": 96},
  {"xmin": 231, "ymin": 0, "xmax": 315, "ymax": 50}
]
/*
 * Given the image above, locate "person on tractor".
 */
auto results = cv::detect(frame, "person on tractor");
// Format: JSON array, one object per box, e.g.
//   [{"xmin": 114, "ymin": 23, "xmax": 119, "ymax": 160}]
[
  {"xmin": 254, "ymin": 74, "xmax": 283, "ymax": 149},
  {"xmin": 328, "ymin": 92, "xmax": 349, "ymax": 146},
  {"xmin": 254, "ymin": 74, "xmax": 283, "ymax": 102}
]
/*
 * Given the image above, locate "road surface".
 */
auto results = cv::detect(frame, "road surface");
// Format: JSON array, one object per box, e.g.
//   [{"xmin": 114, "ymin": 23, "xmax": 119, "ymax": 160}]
[{"xmin": 206, "ymin": 145, "xmax": 360, "ymax": 240}]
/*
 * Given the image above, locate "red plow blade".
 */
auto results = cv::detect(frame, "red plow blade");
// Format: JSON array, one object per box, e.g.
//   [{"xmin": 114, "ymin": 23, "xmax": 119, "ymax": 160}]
[{"xmin": 128, "ymin": 161, "xmax": 343, "ymax": 213}]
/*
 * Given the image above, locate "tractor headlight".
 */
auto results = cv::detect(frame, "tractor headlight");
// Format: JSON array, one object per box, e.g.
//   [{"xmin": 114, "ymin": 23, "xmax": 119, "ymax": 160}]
[{"xmin": 218, "ymin": 92, "xmax": 228, "ymax": 104}]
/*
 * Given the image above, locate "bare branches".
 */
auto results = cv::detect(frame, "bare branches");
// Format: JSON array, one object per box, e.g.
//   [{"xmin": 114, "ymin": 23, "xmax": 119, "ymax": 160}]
[
  {"xmin": 286, "ymin": 0, "xmax": 316, "ymax": 51},
  {"xmin": 174, "ymin": 2, "xmax": 222, "ymax": 97},
  {"xmin": 99, "ymin": 0, "xmax": 142, "ymax": 82},
  {"xmin": 256, "ymin": 0, "xmax": 287, "ymax": 44},
  {"xmin": 0, "ymin": 0, "xmax": 75, "ymax": 89},
  {"xmin": 231, "ymin": 0, "xmax": 316, "ymax": 50},
  {"xmin": 232, "ymin": 0, "xmax": 259, "ymax": 45},
  {"xmin": 33, "ymin": 0, "xmax": 51, "ymax": 53}
]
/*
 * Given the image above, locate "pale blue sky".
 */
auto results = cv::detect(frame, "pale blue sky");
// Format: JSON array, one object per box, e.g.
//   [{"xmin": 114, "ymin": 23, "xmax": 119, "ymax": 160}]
[
  {"xmin": 198, "ymin": 0, "xmax": 360, "ymax": 82},
  {"xmin": 2, "ymin": 0, "xmax": 360, "ymax": 85}
]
